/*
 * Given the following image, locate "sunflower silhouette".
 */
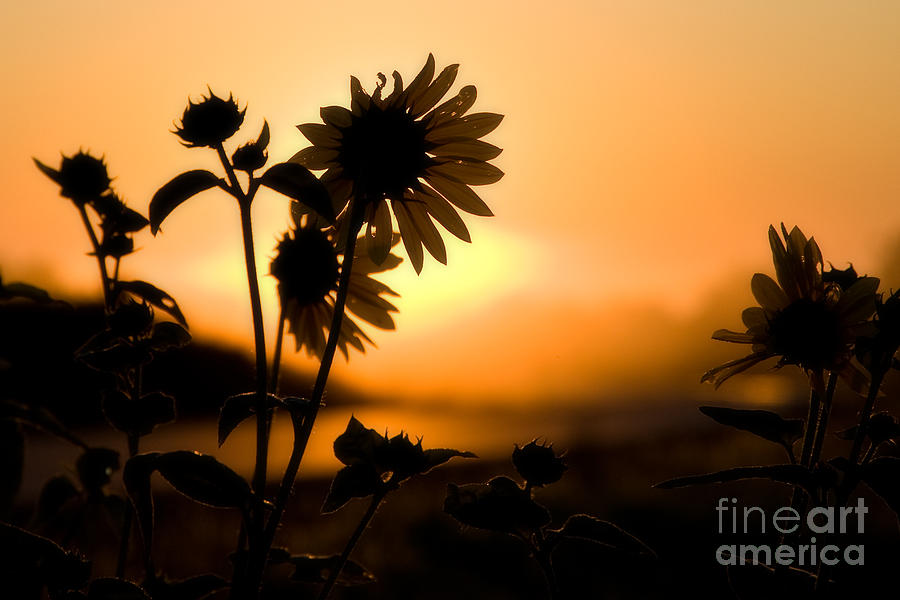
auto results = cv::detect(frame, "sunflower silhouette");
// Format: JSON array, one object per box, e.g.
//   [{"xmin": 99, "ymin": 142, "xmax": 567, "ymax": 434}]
[
  {"xmin": 702, "ymin": 224, "xmax": 879, "ymax": 388},
  {"xmin": 270, "ymin": 218, "xmax": 400, "ymax": 359},
  {"xmin": 291, "ymin": 53, "xmax": 504, "ymax": 273}
]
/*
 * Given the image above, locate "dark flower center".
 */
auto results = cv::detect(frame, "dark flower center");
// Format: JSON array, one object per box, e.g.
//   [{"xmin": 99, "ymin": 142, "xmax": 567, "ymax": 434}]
[
  {"xmin": 271, "ymin": 229, "xmax": 339, "ymax": 306},
  {"xmin": 769, "ymin": 298, "xmax": 844, "ymax": 369},
  {"xmin": 337, "ymin": 105, "xmax": 428, "ymax": 201}
]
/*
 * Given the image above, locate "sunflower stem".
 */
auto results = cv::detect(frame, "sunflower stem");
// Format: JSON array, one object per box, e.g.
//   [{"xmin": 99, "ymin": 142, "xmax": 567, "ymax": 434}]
[
  {"xmin": 270, "ymin": 307, "xmax": 286, "ymax": 392},
  {"xmin": 800, "ymin": 372, "xmax": 823, "ymax": 469},
  {"xmin": 848, "ymin": 368, "xmax": 886, "ymax": 466},
  {"xmin": 531, "ymin": 531, "xmax": 560, "ymax": 600},
  {"xmin": 317, "ymin": 491, "xmax": 385, "ymax": 600},
  {"xmin": 77, "ymin": 204, "xmax": 111, "ymax": 310},
  {"xmin": 258, "ymin": 201, "xmax": 365, "ymax": 579},
  {"xmin": 809, "ymin": 371, "xmax": 837, "ymax": 468}
]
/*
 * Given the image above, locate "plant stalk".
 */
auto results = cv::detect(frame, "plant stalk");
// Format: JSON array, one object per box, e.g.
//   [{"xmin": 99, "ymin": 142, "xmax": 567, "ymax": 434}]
[
  {"xmin": 78, "ymin": 204, "xmax": 111, "ymax": 310},
  {"xmin": 317, "ymin": 492, "xmax": 385, "ymax": 600}
]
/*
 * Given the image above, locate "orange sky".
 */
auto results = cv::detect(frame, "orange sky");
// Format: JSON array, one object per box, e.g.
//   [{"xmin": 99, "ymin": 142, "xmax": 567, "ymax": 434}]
[{"xmin": 4, "ymin": 1, "xmax": 900, "ymax": 409}]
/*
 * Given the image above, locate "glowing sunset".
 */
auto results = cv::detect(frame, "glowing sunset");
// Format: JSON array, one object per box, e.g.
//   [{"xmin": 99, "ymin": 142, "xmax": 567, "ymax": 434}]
[{"xmin": 3, "ymin": 1, "xmax": 900, "ymax": 597}]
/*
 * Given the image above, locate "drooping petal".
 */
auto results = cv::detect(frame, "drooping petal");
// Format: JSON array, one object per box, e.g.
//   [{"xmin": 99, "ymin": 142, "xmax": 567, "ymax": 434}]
[
  {"xmin": 415, "ymin": 185, "xmax": 471, "ymax": 242},
  {"xmin": 426, "ymin": 175, "xmax": 494, "ymax": 216},
  {"xmin": 701, "ymin": 352, "xmax": 775, "ymax": 388},
  {"xmin": 741, "ymin": 307, "xmax": 768, "ymax": 329},
  {"xmin": 751, "ymin": 273, "xmax": 789, "ymax": 312},
  {"xmin": 393, "ymin": 201, "xmax": 425, "ymax": 273},
  {"xmin": 366, "ymin": 199, "xmax": 393, "ymax": 266},
  {"xmin": 711, "ymin": 329, "xmax": 757, "ymax": 344},
  {"xmin": 289, "ymin": 146, "xmax": 339, "ymax": 170},
  {"xmin": 405, "ymin": 200, "xmax": 447, "ymax": 264}
]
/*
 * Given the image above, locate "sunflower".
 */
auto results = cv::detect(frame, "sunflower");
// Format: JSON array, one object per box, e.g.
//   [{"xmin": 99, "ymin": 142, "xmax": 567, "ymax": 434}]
[
  {"xmin": 290, "ymin": 53, "xmax": 504, "ymax": 273},
  {"xmin": 270, "ymin": 217, "xmax": 400, "ymax": 359},
  {"xmin": 702, "ymin": 224, "xmax": 879, "ymax": 388}
]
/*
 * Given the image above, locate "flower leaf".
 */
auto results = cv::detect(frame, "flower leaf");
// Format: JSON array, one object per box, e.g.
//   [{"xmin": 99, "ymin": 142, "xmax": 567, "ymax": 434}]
[
  {"xmin": 0, "ymin": 522, "xmax": 91, "ymax": 592},
  {"xmin": 149, "ymin": 170, "xmax": 220, "ymax": 234},
  {"xmin": 549, "ymin": 514, "xmax": 655, "ymax": 558},
  {"xmin": 289, "ymin": 554, "xmax": 376, "ymax": 586},
  {"xmin": 87, "ymin": 578, "xmax": 150, "ymax": 600},
  {"xmin": 444, "ymin": 476, "xmax": 551, "ymax": 534},
  {"xmin": 102, "ymin": 391, "xmax": 175, "ymax": 437},
  {"xmin": 699, "ymin": 406, "xmax": 803, "ymax": 450},
  {"xmin": 422, "ymin": 448, "xmax": 477, "ymax": 472},
  {"xmin": 148, "ymin": 322, "xmax": 192, "ymax": 351},
  {"xmin": 322, "ymin": 464, "xmax": 382, "ymax": 513},
  {"xmin": 259, "ymin": 162, "xmax": 334, "ymax": 223},
  {"xmin": 218, "ymin": 392, "xmax": 280, "ymax": 447},
  {"xmin": 655, "ymin": 465, "xmax": 814, "ymax": 496},
  {"xmin": 116, "ymin": 280, "xmax": 188, "ymax": 327},
  {"xmin": 155, "ymin": 451, "xmax": 252, "ymax": 509},
  {"xmin": 333, "ymin": 416, "xmax": 385, "ymax": 466}
]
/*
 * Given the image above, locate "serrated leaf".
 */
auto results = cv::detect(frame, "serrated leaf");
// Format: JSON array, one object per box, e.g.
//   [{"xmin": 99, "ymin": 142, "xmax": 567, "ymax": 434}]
[
  {"xmin": 322, "ymin": 464, "xmax": 381, "ymax": 513},
  {"xmin": 87, "ymin": 578, "xmax": 150, "ymax": 600},
  {"xmin": 289, "ymin": 554, "xmax": 376, "ymax": 586},
  {"xmin": 444, "ymin": 476, "xmax": 551, "ymax": 534},
  {"xmin": 155, "ymin": 451, "xmax": 251, "ymax": 509},
  {"xmin": 217, "ymin": 392, "xmax": 280, "ymax": 447},
  {"xmin": 552, "ymin": 514, "xmax": 655, "ymax": 558},
  {"xmin": 655, "ymin": 465, "xmax": 814, "ymax": 495},
  {"xmin": 149, "ymin": 170, "xmax": 219, "ymax": 234},
  {"xmin": 116, "ymin": 281, "xmax": 188, "ymax": 327},
  {"xmin": 699, "ymin": 406, "xmax": 803, "ymax": 450},
  {"xmin": 259, "ymin": 162, "xmax": 334, "ymax": 223}
]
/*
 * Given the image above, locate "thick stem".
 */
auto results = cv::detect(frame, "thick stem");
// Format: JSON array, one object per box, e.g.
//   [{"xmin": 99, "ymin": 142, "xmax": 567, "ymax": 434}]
[
  {"xmin": 532, "ymin": 532, "xmax": 560, "ymax": 600},
  {"xmin": 78, "ymin": 204, "xmax": 111, "ymax": 310},
  {"xmin": 848, "ymin": 369, "xmax": 886, "ymax": 466},
  {"xmin": 800, "ymin": 372, "xmax": 823, "ymax": 469},
  {"xmin": 808, "ymin": 371, "xmax": 837, "ymax": 468},
  {"xmin": 258, "ymin": 203, "xmax": 364, "ymax": 572},
  {"xmin": 317, "ymin": 492, "xmax": 385, "ymax": 600},
  {"xmin": 115, "ymin": 433, "xmax": 140, "ymax": 578}
]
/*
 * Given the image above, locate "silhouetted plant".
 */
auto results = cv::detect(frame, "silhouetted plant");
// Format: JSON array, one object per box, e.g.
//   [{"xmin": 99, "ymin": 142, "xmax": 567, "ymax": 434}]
[
  {"xmin": 445, "ymin": 440, "xmax": 654, "ymax": 599},
  {"xmin": 659, "ymin": 223, "xmax": 900, "ymax": 596}
]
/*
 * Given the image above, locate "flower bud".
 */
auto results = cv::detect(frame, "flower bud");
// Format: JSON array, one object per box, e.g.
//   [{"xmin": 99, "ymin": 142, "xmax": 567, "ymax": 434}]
[
  {"xmin": 231, "ymin": 142, "xmax": 267, "ymax": 172},
  {"xmin": 174, "ymin": 89, "xmax": 246, "ymax": 148},
  {"xmin": 512, "ymin": 440, "xmax": 566, "ymax": 487},
  {"xmin": 57, "ymin": 151, "xmax": 111, "ymax": 204}
]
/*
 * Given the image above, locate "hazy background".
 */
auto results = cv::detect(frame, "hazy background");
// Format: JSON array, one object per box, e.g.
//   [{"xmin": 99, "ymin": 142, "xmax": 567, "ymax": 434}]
[{"xmin": 4, "ymin": 0, "xmax": 900, "ymax": 464}]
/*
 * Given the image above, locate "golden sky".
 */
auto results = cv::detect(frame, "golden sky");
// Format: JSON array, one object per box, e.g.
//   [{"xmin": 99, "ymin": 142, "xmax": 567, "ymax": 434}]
[{"xmin": 4, "ymin": 1, "xmax": 900, "ymax": 409}]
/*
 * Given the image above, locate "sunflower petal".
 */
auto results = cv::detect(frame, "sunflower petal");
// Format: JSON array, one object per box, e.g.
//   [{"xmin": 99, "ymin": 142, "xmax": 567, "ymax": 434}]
[
  {"xmin": 741, "ymin": 307, "xmax": 768, "ymax": 329},
  {"xmin": 384, "ymin": 71, "xmax": 404, "ymax": 106},
  {"xmin": 426, "ymin": 175, "xmax": 493, "ymax": 216},
  {"xmin": 412, "ymin": 64, "xmax": 459, "ymax": 117},
  {"xmin": 288, "ymin": 146, "xmax": 338, "ymax": 170},
  {"xmin": 415, "ymin": 185, "xmax": 471, "ymax": 242},
  {"xmin": 838, "ymin": 276, "xmax": 879, "ymax": 323},
  {"xmin": 751, "ymin": 273, "xmax": 789, "ymax": 312},
  {"xmin": 346, "ymin": 290, "xmax": 397, "ymax": 329},
  {"xmin": 296, "ymin": 123, "xmax": 341, "ymax": 149},
  {"xmin": 711, "ymin": 329, "xmax": 757, "ymax": 344},
  {"xmin": 321, "ymin": 106, "xmax": 353, "ymax": 128},
  {"xmin": 428, "ymin": 112, "xmax": 504, "ymax": 143},
  {"xmin": 350, "ymin": 76, "xmax": 371, "ymax": 116},
  {"xmin": 403, "ymin": 54, "xmax": 436, "ymax": 108},
  {"xmin": 424, "ymin": 85, "xmax": 477, "ymax": 127},
  {"xmin": 430, "ymin": 139, "xmax": 503, "ymax": 161},
  {"xmin": 405, "ymin": 201, "xmax": 447, "ymax": 264},
  {"xmin": 428, "ymin": 159, "xmax": 504, "ymax": 186},
  {"xmin": 701, "ymin": 352, "xmax": 774, "ymax": 388},
  {"xmin": 393, "ymin": 201, "xmax": 425, "ymax": 273},
  {"xmin": 366, "ymin": 199, "xmax": 393, "ymax": 266}
]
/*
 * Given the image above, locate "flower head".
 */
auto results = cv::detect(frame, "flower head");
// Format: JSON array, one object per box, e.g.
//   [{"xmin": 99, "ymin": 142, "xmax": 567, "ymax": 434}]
[
  {"xmin": 34, "ymin": 151, "xmax": 111, "ymax": 205},
  {"xmin": 512, "ymin": 440, "xmax": 567, "ymax": 487},
  {"xmin": 291, "ymin": 54, "xmax": 504, "ymax": 273},
  {"xmin": 231, "ymin": 121, "xmax": 270, "ymax": 172},
  {"xmin": 702, "ymin": 224, "xmax": 879, "ymax": 387},
  {"xmin": 174, "ymin": 89, "xmax": 246, "ymax": 148},
  {"xmin": 270, "ymin": 218, "xmax": 400, "ymax": 359}
]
